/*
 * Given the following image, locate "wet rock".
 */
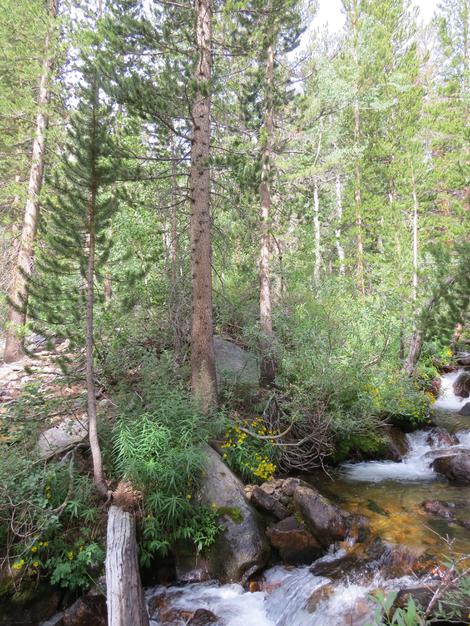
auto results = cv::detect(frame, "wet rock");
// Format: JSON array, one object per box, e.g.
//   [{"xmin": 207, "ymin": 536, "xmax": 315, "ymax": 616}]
[
  {"xmin": 459, "ymin": 402, "xmax": 470, "ymax": 416},
  {"xmin": 310, "ymin": 554, "xmax": 361, "ymax": 579},
  {"xmin": 174, "ymin": 548, "xmax": 211, "ymax": 583},
  {"xmin": 187, "ymin": 609, "xmax": 219, "ymax": 625},
  {"xmin": 195, "ymin": 445, "xmax": 269, "ymax": 583},
  {"xmin": 426, "ymin": 427, "xmax": 459, "ymax": 447},
  {"xmin": 293, "ymin": 485, "xmax": 352, "ymax": 548},
  {"xmin": 267, "ymin": 516, "xmax": 322, "ymax": 565},
  {"xmin": 456, "ymin": 352, "xmax": 470, "ymax": 367},
  {"xmin": 422, "ymin": 500, "xmax": 455, "ymax": 520},
  {"xmin": 453, "ymin": 372, "xmax": 470, "ymax": 398},
  {"xmin": 0, "ymin": 585, "xmax": 62, "ymax": 626},
  {"xmin": 306, "ymin": 583, "xmax": 335, "ymax": 612},
  {"xmin": 433, "ymin": 452, "xmax": 470, "ymax": 484},
  {"xmin": 459, "ymin": 519, "xmax": 470, "ymax": 530},
  {"xmin": 62, "ymin": 596, "xmax": 107, "ymax": 626},
  {"xmin": 383, "ymin": 426, "xmax": 409, "ymax": 461},
  {"xmin": 250, "ymin": 485, "xmax": 290, "ymax": 520},
  {"xmin": 393, "ymin": 584, "xmax": 438, "ymax": 611}
]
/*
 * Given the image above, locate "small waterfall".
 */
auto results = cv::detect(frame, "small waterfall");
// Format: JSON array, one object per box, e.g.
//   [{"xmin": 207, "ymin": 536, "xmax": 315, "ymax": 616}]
[{"xmin": 434, "ymin": 369, "xmax": 468, "ymax": 412}]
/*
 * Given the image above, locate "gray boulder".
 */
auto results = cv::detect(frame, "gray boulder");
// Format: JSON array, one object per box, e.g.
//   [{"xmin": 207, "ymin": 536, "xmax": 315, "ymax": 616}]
[
  {"xmin": 213, "ymin": 336, "xmax": 259, "ymax": 385},
  {"xmin": 38, "ymin": 417, "xmax": 88, "ymax": 459},
  {"xmin": 191, "ymin": 445, "xmax": 269, "ymax": 583}
]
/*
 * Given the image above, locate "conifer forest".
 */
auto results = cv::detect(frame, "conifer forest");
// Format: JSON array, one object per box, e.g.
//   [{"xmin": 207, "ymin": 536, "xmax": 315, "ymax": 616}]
[{"xmin": 0, "ymin": 1, "xmax": 470, "ymax": 624}]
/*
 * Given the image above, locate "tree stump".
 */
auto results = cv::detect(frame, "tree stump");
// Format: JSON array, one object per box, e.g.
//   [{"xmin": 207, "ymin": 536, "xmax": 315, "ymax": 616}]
[{"xmin": 105, "ymin": 505, "xmax": 149, "ymax": 626}]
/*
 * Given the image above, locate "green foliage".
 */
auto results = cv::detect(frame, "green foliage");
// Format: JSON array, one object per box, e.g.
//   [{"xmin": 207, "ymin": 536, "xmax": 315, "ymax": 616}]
[
  {"xmin": 276, "ymin": 282, "xmax": 430, "ymax": 460},
  {"xmin": 112, "ymin": 353, "xmax": 224, "ymax": 561},
  {"xmin": 0, "ymin": 444, "xmax": 102, "ymax": 595}
]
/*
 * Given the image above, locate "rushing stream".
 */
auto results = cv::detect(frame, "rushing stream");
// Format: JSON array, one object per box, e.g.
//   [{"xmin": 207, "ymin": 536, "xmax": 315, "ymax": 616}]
[{"xmin": 147, "ymin": 370, "xmax": 470, "ymax": 625}]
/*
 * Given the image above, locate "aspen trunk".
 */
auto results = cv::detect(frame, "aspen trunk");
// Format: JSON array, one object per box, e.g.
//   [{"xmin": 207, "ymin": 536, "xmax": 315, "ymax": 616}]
[
  {"xmin": 335, "ymin": 172, "xmax": 345, "ymax": 276},
  {"xmin": 4, "ymin": 0, "xmax": 58, "ymax": 363},
  {"xmin": 313, "ymin": 179, "xmax": 321, "ymax": 285},
  {"xmin": 259, "ymin": 44, "xmax": 276, "ymax": 386},
  {"xmin": 105, "ymin": 505, "xmax": 149, "ymax": 626},
  {"xmin": 190, "ymin": 0, "xmax": 217, "ymax": 411}
]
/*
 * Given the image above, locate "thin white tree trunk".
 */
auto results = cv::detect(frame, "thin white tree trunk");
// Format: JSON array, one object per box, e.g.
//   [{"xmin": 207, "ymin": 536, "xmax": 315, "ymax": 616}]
[
  {"xmin": 334, "ymin": 172, "xmax": 345, "ymax": 275},
  {"xmin": 4, "ymin": 0, "xmax": 58, "ymax": 363},
  {"xmin": 106, "ymin": 505, "xmax": 149, "ymax": 626},
  {"xmin": 313, "ymin": 179, "xmax": 321, "ymax": 285}
]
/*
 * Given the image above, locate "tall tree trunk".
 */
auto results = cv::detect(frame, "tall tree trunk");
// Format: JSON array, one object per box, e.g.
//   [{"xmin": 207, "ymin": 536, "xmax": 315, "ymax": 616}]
[
  {"xmin": 85, "ymin": 83, "xmax": 107, "ymax": 497},
  {"xmin": 106, "ymin": 503, "xmax": 149, "ymax": 626},
  {"xmin": 335, "ymin": 171, "xmax": 345, "ymax": 276},
  {"xmin": 411, "ymin": 164, "xmax": 419, "ymax": 304},
  {"xmin": 313, "ymin": 179, "xmax": 321, "ymax": 285},
  {"xmin": 351, "ymin": 0, "xmax": 365, "ymax": 296},
  {"xmin": 190, "ymin": 0, "xmax": 217, "ymax": 411},
  {"xmin": 169, "ymin": 133, "xmax": 183, "ymax": 358},
  {"xmin": 3, "ymin": 0, "xmax": 58, "ymax": 363},
  {"xmin": 259, "ymin": 43, "xmax": 276, "ymax": 385}
]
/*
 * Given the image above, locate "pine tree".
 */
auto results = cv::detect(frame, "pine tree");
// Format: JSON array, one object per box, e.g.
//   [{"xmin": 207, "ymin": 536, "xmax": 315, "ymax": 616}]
[{"xmin": 28, "ymin": 61, "xmax": 118, "ymax": 494}]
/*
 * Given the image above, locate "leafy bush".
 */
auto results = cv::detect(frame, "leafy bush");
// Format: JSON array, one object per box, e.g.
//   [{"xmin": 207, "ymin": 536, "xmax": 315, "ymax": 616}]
[
  {"xmin": 275, "ymin": 285, "xmax": 430, "ymax": 460},
  {"xmin": 0, "ymin": 446, "xmax": 103, "ymax": 594},
  {"xmin": 112, "ymin": 353, "xmax": 224, "ymax": 563}
]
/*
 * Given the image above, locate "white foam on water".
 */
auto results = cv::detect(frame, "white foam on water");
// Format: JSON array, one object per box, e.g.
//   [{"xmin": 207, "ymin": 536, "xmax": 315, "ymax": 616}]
[
  {"xmin": 147, "ymin": 565, "xmax": 416, "ymax": 626},
  {"xmin": 434, "ymin": 370, "xmax": 469, "ymax": 412},
  {"xmin": 341, "ymin": 430, "xmax": 438, "ymax": 482}
]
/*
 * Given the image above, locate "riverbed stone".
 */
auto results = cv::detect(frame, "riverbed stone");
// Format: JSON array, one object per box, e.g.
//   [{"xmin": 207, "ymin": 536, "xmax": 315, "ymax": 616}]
[
  {"xmin": 187, "ymin": 609, "xmax": 219, "ymax": 625},
  {"xmin": 453, "ymin": 371, "xmax": 470, "ymax": 398},
  {"xmin": 383, "ymin": 426, "xmax": 409, "ymax": 461},
  {"xmin": 459, "ymin": 402, "xmax": 470, "ymax": 416},
  {"xmin": 267, "ymin": 516, "xmax": 322, "ymax": 564},
  {"xmin": 62, "ymin": 596, "xmax": 107, "ymax": 626},
  {"xmin": 422, "ymin": 500, "xmax": 456, "ymax": 520},
  {"xmin": 426, "ymin": 427, "xmax": 459, "ymax": 447},
  {"xmin": 293, "ymin": 485, "xmax": 351, "ymax": 548},
  {"xmin": 195, "ymin": 445, "xmax": 269, "ymax": 583},
  {"xmin": 432, "ymin": 451, "xmax": 470, "ymax": 484}
]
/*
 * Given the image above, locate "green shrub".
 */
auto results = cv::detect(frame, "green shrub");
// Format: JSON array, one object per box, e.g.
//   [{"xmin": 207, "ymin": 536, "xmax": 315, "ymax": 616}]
[{"xmin": 112, "ymin": 354, "xmax": 224, "ymax": 563}]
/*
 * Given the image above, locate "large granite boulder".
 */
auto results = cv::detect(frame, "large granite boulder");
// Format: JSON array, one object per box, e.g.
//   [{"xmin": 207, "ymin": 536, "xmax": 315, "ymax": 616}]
[
  {"xmin": 432, "ymin": 451, "xmax": 470, "ymax": 484},
  {"xmin": 188, "ymin": 445, "xmax": 269, "ymax": 583},
  {"xmin": 213, "ymin": 336, "xmax": 259, "ymax": 385}
]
